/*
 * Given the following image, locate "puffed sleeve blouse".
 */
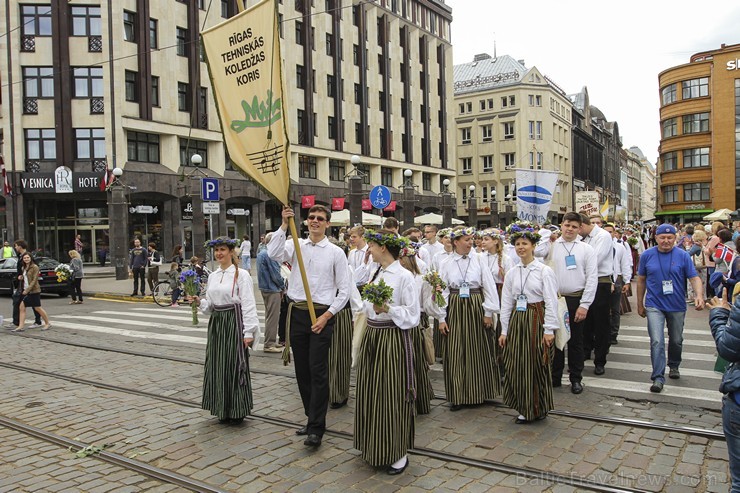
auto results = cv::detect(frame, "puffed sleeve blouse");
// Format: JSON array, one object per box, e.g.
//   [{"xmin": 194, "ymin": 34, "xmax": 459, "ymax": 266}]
[{"xmin": 199, "ymin": 264, "xmax": 261, "ymax": 339}]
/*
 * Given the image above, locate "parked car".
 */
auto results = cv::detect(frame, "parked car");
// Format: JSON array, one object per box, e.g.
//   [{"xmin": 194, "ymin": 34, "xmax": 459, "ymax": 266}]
[{"xmin": 0, "ymin": 257, "xmax": 71, "ymax": 297}]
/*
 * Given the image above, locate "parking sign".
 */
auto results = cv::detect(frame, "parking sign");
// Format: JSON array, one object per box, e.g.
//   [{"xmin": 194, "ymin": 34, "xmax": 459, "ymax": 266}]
[{"xmin": 202, "ymin": 178, "xmax": 219, "ymax": 201}]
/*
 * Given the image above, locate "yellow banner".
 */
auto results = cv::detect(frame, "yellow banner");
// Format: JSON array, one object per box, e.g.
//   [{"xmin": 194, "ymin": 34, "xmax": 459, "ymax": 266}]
[
  {"xmin": 600, "ymin": 198, "xmax": 610, "ymax": 220},
  {"xmin": 201, "ymin": 0, "xmax": 290, "ymax": 205}
]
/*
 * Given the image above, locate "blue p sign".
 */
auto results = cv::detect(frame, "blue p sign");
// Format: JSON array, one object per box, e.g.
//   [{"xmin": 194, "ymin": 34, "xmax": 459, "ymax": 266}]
[{"xmin": 202, "ymin": 178, "xmax": 219, "ymax": 201}]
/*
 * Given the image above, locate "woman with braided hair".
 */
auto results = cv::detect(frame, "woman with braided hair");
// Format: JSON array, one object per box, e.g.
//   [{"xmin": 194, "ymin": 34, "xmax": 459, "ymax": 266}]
[{"xmin": 191, "ymin": 237, "xmax": 260, "ymax": 424}]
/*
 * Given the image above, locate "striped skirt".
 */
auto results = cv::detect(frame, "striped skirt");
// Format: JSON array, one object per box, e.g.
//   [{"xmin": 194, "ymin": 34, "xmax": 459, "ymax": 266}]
[
  {"xmin": 202, "ymin": 308, "xmax": 253, "ymax": 420},
  {"xmin": 433, "ymin": 319, "xmax": 443, "ymax": 359},
  {"xmin": 502, "ymin": 302, "xmax": 554, "ymax": 421},
  {"xmin": 412, "ymin": 317, "xmax": 433, "ymax": 415},
  {"xmin": 329, "ymin": 304, "xmax": 353, "ymax": 404},
  {"xmin": 354, "ymin": 321, "xmax": 414, "ymax": 467},
  {"xmin": 443, "ymin": 293, "xmax": 501, "ymax": 405}
]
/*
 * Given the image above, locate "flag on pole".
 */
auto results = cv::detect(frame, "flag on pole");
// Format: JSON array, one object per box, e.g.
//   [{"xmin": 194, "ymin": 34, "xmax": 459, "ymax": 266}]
[
  {"xmin": 600, "ymin": 198, "xmax": 610, "ymax": 220},
  {"xmin": 201, "ymin": 0, "xmax": 290, "ymax": 205},
  {"xmin": 99, "ymin": 169, "xmax": 111, "ymax": 191},
  {"xmin": 514, "ymin": 169, "xmax": 558, "ymax": 224},
  {"xmin": 0, "ymin": 155, "xmax": 12, "ymax": 196},
  {"xmin": 715, "ymin": 243, "xmax": 736, "ymax": 264}
]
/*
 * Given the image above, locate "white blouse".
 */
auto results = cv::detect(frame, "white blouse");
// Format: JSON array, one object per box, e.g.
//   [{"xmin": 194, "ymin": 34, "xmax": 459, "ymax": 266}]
[
  {"xmin": 362, "ymin": 261, "xmax": 420, "ymax": 330},
  {"xmin": 500, "ymin": 260, "xmax": 559, "ymax": 336},
  {"xmin": 438, "ymin": 252, "xmax": 500, "ymax": 317},
  {"xmin": 199, "ymin": 264, "xmax": 261, "ymax": 339},
  {"xmin": 411, "ymin": 272, "xmax": 447, "ymax": 322},
  {"xmin": 430, "ymin": 249, "xmax": 453, "ymax": 271},
  {"xmin": 481, "ymin": 251, "xmax": 514, "ymax": 285}
]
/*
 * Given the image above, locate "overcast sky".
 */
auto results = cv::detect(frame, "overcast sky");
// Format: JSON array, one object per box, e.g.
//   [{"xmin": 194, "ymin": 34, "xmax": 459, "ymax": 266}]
[{"xmin": 445, "ymin": 0, "xmax": 740, "ymax": 164}]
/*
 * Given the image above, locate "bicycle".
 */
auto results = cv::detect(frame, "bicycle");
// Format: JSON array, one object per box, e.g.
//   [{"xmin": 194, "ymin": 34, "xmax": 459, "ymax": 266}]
[{"xmin": 152, "ymin": 276, "xmax": 208, "ymax": 307}]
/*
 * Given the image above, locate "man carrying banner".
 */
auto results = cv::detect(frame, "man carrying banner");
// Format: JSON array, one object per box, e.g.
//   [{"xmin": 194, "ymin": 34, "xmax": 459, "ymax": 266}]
[{"xmin": 268, "ymin": 205, "xmax": 349, "ymax": 448}]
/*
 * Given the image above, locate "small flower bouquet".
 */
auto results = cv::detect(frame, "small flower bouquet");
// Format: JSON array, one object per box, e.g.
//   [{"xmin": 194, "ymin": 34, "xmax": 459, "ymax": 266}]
[
  {"xmin": 55, "ymin": 264, "xmax": 73, "ymax": 283},
  {"xmin": 423, "ymin": 270, "xmax": 447, "ymax": 307},
  {"xmin": 179, "ymin": 269, "xmax": 201, "ymax": 325},
  {"xmin": 627, "ymin": 236, "xmax": 638, "ymax": 247},
  {"xmin": 361, "ymin": 279, "xmax": 394, "ymax": 311}
]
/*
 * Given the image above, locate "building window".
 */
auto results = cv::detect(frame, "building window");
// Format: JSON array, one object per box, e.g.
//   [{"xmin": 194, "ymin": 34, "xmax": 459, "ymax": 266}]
[
  {"xmin": 296, "ymin": 65, "xmax": 305, "ymax": 89},
  {"xmin": 661, "ymin": 83, "xmax": 677, "ymax": 105},
  {"xmin": 128, "ymin": 132, "xmax": 160, "ymax": 163},
  {"xmin": 461, "ymin": 127, "xmax": 471, "ymax": 145},
  {"xmin": 176, "ymin": 27, "xmax": 188, "ymax": 56},
  {"xmin": 683, "ymin": 113, "xmax": 709, "ymax": 134},
  {"xmin": 178, "ymin": 82, "xmax": 189, "ymax": 111},
  {"xmin": 328, "ymin": 116, "xmax": 336, "ymax": 140},
  {"xmin": 21, "ymin": 5, "xmax": 52, "ymax": 36},
  {"xmin": 72, "ymin": 67, "xmax": 104, "ymax": 98},
  {"xmin": 151, "ymin": 76, "xmax": 160, "ymax": 106},
  {"xmin": 528, "ymin": 94, "xmax": 542, "ymax": 107},
  {"xmin": 74, "ymin": 128, "xmax": 106, "ymax": 159},
  {"xmin": 480, "ymin": 100, "xmax": 486, "ymax": 111},
  {"xmin": 459, "ymin": 103, "xmax": 465, "ymax": 114},
  {"xmin": 123, "ymin": 11, "xmax": 136, "ymax": 42},
  {"xmin": 662, "ymin": 151, "xmax": 677, "ymax": 171},
  {"xmin": 662, "ymin": 117, "xmax": 677, "ymax": 138},
  {"xmin": 23, "ymin": 67, "xmax": 54, "ymax": 98},
  {"xmin": 482, "ymin": 155, "xmax": 493, "ymax": 173},
  {"xmin": 501, "ymin": 95, "xmax": 515, "ymax": 107},
  {"xmin": 295, "ymin": 20, "xmax": 303, "ymax": 45},
  {"xmin": 461, "ymin": 187, "xmax": 467, "ymax": 204},
  {"xmin": 683, "ymin": 147, "xmax": 710, "ymax": 168},
  {"xmin": 355, "ymin": 122, "xmax": 362, "ymax": 144},
  {"xmin": 662, "ymin": 185, "xmax": 678, "ymax": 204},
  {"xmin": 487, "ymin": 98, "xmax": 494, "ymax": 109},
  {"xmin": 327, "ymin": 74, "xmax": 335, "ymax": 98},
  {"xmin": 503, "ymin": 153, "xmax": 516, "ymax": 169},
  {"xmin": 149, "ymin": 19, "xmax": 158, "ymax": 49},
  {"xmin": 278, "ymin": 13, "xmax": 283, "ymax": 38},
  {"xmin": 684, "ymin": 182, "xmax": 710, "ymax": 202},
  {"xmin": 221, "ymin": 0, "xmax": 229, "ymax": 18},
  {"xmin": 466, "ymin": 102, "xmax": 472, "ymax": 113},
  {"xmin": 124, "ymin": 70, "xmax": 138, "ymax": 102},
  {"xmin": 329, "ymin": 159, "xmax": 345, "ymax": 181},
  {"xmin": 503, "ymin": 122, "xmax": 514, "ymax": 140},
  {"xmin": 381, "ymin": 166, "xmax": 393, "ymax": 187},
  {"xmin": 379, "ymin": 91, "xmax": 386, "ymax": 112},
  {"xmin": 682, "ymin": 77, "xmax": 709, "ymax": 99},
  {"xmin": 481, "ymin": 124, "xmax": 492, "ymax": 142},
  {"xmin": 461, "ymin": 157, "xmax": 472, "ymax": 175},
  {"xmin": 180, "ymin": 139, "xmax": 208, "ymax": 167},
  {"xmin": 422, "ymin": 172, "xmax": 431, "ymax": 191},
  {"xmin": 326, "ymin": 33, "xmax": 334, "ymax": 56},
  {"xmin": 528, "ymin": 121, "xmax": 542, "ymax": 140},
  {"xmin": 25, "ymin": 129, "xmax": 56, "ymax": 160},
  {"xmin": 297, "ymin": 109, "xmax": 306, "ymax": 144},
  {"xmin": 71, "ymin": 6, "xmax": 101, "ymax": 36},
  {"xmin": 299, "ymin": 155, "xmax": 317, "ymax": 179}
]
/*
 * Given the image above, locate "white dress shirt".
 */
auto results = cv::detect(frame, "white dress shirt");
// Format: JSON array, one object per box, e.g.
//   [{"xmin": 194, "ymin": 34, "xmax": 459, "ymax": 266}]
[
  {"xmin": 348, "ymin": 244, "xmax": 375, "ymax": 285},
  {"xmin": 267, "ymin": 229, "xmax": 350, "ymax": 315},
  {"xmin": 438, "ymin": 252, "xmax": 500, "ymax": 317},
  {"xmin": 431, "ymin": 249, "xmax": 453, "ymax": 271},
  {"xmin": 199, "ymin": 264, "xmax": 261, "ymax": 339},
  {"xmin": 612, "ymin": 239, "xmax": 633, "ymax": 284},
  {"xmin": 582, "ymin": 224, "xmax": 614, "ymax": 278},
  {"xmin": 421, "ymin": 241, "xmax": 444, "ymax": 262},
  {"xmin": 362, "ymin": 261, "xmax": 420, "ymax": 330},
  {"xmin": 481, "ymin": 251, "xmax": 514, "ymax": 284},
  {"xmin": 546, "ymin": 237, "xmax": 598, "ymax": 309},
  {"xmin": 500, "ymin": 260, "xmax": 559, "ymax": 336}
]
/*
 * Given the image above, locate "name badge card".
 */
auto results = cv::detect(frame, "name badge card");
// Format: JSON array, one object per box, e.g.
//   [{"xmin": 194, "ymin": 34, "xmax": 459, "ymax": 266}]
[
  {"xmin": 565, "ymin": 255, "xmax": 577, "ymax": 270},
  {"xmin": 516, "ymin": 294, "xmax": 528, "ymax": 311},
  {"xmin": 459, "ymin": 282, "xmax": 470, "ymax": 298},
  {"xmin": 662, "ymin": 280, "xmax": 673, "ymax": 295}
]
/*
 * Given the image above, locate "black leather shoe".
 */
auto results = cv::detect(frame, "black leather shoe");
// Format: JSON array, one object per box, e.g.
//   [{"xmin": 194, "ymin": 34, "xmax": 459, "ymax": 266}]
[
  {"xmin": 610, "ymin": 339, "xmax": 618, "ymax": 345},
  {"xmin": 295, "ymin": 426, "xmax": 308, "ymax": 436},
  {"xmin": 304, "ymin": 434, "xmax": 321, "ymax": 447},
  {"xmin": 571, "ymin": 382, "xmax": 583, "ymax": 394},
  {"xmin": 386, "ymin": 457, "xmax": 408, "ymax": 475},
  {"xmin": 450, "ymin": 404, "xmax": 463, "ymax": 412},
  {"xmin": 330, "ymin": 399, "xmax": 348, "ymax": 409},
  {"xmin": 594, "ymin": 365, "xmax": 605, "ymax": 375}
]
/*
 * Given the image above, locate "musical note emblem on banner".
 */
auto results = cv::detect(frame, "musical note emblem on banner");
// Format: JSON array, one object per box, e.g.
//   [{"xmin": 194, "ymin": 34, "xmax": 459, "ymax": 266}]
[{"xmin": 246, "ymin": 144, "xmax": 283, "ymax": 175}]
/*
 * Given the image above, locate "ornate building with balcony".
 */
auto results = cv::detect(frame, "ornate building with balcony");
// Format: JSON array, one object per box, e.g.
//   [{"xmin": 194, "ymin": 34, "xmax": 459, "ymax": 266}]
[{"xmin": 657, "ymin": 43, "xmax": 740, "ymax": 223}]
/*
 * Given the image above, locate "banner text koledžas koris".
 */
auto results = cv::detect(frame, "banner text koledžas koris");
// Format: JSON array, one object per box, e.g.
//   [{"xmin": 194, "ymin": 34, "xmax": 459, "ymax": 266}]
[{"xmin": 201, "ymin": 0, "xmax": 290, "ymax": 205}]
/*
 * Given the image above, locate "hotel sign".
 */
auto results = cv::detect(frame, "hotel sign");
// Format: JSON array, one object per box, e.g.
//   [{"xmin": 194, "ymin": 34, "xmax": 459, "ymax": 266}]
[
  {"xmin": 21, "ymin": 168, "xmax": 104, "ymax": 193},
  {"xmin": 727, "ymin": 60, "xmax": 740, "ymax": 70}
]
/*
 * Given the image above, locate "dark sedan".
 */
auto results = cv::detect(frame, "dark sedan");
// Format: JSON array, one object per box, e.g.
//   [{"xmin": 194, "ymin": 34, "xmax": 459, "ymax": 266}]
[{"xmin": 0, "ymin": 257, "xmax": 71, "ymax": 297}]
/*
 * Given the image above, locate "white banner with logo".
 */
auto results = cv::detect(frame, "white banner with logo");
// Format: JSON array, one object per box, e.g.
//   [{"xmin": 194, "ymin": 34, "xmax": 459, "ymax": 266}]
[{"xmin": 515, "ymin": 169, "xmax": 559, "ymax": 224}]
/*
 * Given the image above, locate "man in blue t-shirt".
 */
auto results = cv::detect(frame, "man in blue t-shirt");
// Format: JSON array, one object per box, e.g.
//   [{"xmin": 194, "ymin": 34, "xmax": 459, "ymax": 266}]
[{"xmin": 636, "ymin": 224, "xmax": 705, "ymax": 393}]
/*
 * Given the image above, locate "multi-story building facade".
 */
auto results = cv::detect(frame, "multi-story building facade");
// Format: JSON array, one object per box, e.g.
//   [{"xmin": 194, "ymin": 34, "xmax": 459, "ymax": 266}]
[
  {"xmin": 453, "ymin": 54, "xmax": 573, "ymax": 226},
  {"xmin": 657, "ymin": 42, "xmax": 740, "ymax": 223},
  {"xmin": 623, "ymin": 147, "xmax": 643, "ymax": 221},
  {"xmin": 0, "ymin": 0, "xmax": 455, "ymax": 262},
  {"xmin": 627, "ymin": 146, "xmax": 657, "ymax": 221}
]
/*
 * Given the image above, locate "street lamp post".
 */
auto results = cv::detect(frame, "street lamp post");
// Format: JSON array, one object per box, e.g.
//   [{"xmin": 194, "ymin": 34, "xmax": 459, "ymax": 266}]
[
  {"xmin": 490, "ymin": 188, "xmax": 499, "ymax": 228},
  {"xmin": 107, "ymin": 167, "xmax": 129, "ymax": 280},
  {"xmin": 190, "ymin": 154, "xmax": 206, "ymax": 260},
  {"xmin": 468, "ymin": 185, "xmax": 478, "ymax": 227},
  {"xmin": 403, "ymin": 169, "xmax": 415, "ymax": 229},
  {"xmin": 441, "ymin": 178, "xmax": 452, "ymax": 228},
  {"xmin": 349, "ymin": 155, "xmax": 363, "ymax": 227},
  {"xmin": 505, "ymin": 193, "xmax": 513, "ymax": 225}
]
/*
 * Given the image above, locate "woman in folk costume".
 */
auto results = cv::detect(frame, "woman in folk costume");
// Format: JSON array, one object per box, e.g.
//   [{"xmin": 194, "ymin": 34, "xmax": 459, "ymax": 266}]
[
  {"xmin": 498, "ymin": 223, "xmax": 558, "ymax": 423},
  {"xmin": 480, "ymin": 228, "xmax": 513, "ymax": 376},
  {"xmin": 430, "ymin": 228, "xmax": 454, "ymax": 361},
  {"xmin": 398, "ymin": 242, "xmax": 445, "ymax": 415},
  {"xmin": 191, "ymin": 237, "xmax": 260, "ymax": 424},
  {"xmin": 437, "ymin": 226, "xmax": 501, "ymax": 411},
  {"xmin": 355, "ymin": 230, "xmax": 420, "ymax": 475}
]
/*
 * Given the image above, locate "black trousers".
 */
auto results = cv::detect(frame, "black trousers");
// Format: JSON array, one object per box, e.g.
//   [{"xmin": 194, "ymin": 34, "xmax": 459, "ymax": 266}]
[
  {"xmin": 278, "ymin": 296, "xmax": 288, "ymax": 343},
  {"xmin": 132, "ymin": 267, "xmax": 146, "ymax": 294},
  {"xmin": 552, "ymin": 295, "xmax": 586, "ymax": 384},
  {"xmin": 584, "ymin": 283, "xmax": 612, "ymax": 367},
  {"xmin": 290, "ymin": 306, "xmax": 334, "ymax": 437},
  {"xmin": 71, "ymin": 278, "xmax": 83, "ymax": 302},
  {"xmin": 609, "ymin": 277, "xmax": 624, "ymax": 341}
]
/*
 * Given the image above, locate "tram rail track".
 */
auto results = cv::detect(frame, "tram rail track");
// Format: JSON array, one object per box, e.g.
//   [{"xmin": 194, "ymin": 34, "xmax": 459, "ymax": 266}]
[
  {"xmin": 15, "ymin": 333, "xmax": 725, "ymax": 441},
  {"xmin": 0, "ymin": 359, "xmax": 657, "ymax": 493}
]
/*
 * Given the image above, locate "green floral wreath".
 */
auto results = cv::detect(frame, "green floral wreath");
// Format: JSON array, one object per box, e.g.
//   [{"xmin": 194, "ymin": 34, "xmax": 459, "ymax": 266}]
[
  {"xmin": 364, "ymin": 230, "xmax": 408, "ymax": 250},
  {"xmin": 204, "ymin": 237, "xmax": 239, "ymax": 249},
  {"xmin": 506, "ymin": 222, "xmax": 541, "ymax": 245},
  {"xmin": 436, "ymin": 228, "xmax": 452, "ymax": 238},
  {"xmin": 449, "ymin": 226, "xmax": 477, "ymax": 240}
]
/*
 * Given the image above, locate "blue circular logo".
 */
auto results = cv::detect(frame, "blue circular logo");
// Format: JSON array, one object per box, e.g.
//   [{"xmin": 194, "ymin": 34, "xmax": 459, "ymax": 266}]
[
  {"xmin": 370, "ymin": 185, "xmax": 392, "ymax": 210},
  {"xmin": 517, "ymin": 185, "xmax": 553, "ymax": 205}
]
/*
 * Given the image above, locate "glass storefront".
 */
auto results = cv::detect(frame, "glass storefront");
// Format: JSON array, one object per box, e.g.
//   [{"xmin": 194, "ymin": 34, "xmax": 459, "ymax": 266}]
[{"xmin": 32, "ymin": 199, "xmax": 109, "ymax": 263}]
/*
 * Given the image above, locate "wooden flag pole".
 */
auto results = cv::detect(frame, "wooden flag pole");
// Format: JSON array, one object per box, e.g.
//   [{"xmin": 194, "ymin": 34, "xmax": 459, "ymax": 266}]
[
  {"xmin": 287, "ymin": 215, "xmax": 317, "ymax": 324},
  {"xmin": 235, "ymin": 0, "xmax": 245, "ymax": 13}
]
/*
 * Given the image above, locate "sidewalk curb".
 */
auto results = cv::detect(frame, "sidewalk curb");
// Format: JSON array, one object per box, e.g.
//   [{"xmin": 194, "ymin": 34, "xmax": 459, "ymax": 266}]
[{"xmin": 86, "ymin": 292, "xmax": 155, "ymax": 303}]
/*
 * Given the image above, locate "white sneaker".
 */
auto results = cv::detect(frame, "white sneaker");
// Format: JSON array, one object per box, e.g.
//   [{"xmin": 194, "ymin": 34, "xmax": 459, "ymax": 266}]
[{"xmin": 29, "ymin": 323, "xmax": 43, "ymax": 329}]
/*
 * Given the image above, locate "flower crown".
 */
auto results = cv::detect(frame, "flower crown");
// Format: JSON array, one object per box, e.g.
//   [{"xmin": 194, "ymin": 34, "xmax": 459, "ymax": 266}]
[
  {"xmin": 479, "ymin": 228, "xmax": 504, "ymax": 241},
  {"xmin": 436, "ymin": 228, "xmax": 452, "ymax": 239},
  {"xmin": 204, "ymin": 237, "xmax": 239, "ymax": 249},
  {"xmin": 400, "ymin": 241, "xmax": 418, "ymax": 258},
  {"xmin": 364, "ymin": 230, "xmax": 408, "ymax": 250},
  {"xmin": 449, "ymin": 226, "xmax": 477, "ymax": 240},
  {"xmin": 506, "ymin": 222, "xmax": 541, "ymax": 244}
]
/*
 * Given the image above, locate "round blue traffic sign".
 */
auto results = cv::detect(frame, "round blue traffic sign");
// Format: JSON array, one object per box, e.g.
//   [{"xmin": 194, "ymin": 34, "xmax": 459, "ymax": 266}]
[{"xmin": 370, "ymin": 185, "xmax": 392, "ymax": 210}]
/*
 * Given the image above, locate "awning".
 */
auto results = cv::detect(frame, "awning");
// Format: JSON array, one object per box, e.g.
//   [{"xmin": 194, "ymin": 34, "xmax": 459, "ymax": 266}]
[{"xmin": 654, "ymin": 209, "xmax": 713, "ymax": 216}]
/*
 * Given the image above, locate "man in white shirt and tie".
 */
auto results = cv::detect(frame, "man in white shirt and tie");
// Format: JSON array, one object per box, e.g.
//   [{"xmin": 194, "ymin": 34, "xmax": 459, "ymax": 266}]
[
  {"xmin": 603, "ymin": 223, "xmax": 633, "ymax": 345},
  {"xmin": 268, "ymin": 205, "xmax": 350, "ymax": 448},
  {"xmin": 580, "ymin": 213, "xmax": 615, "ymax": 375},
  {"xmin": 421, "ymin": 224, "xmax": 444, "ymax": 261}
]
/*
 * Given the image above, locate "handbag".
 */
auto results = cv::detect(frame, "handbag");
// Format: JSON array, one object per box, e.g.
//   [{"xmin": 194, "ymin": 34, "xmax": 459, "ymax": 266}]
[
  {"xmin": 150, "ymin": 252, "xmax": 163, "ymax": 266},
  {"xmin": 350, "ymin": 312, "xmax": 368, "ymax": 368},
  {"xmin": 423, "ymin": 324, "xmax": 435, "ymax": 365},
  {"xmin": 555, "ymin": 296, "xmax": 571, "ymax": 351}
]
